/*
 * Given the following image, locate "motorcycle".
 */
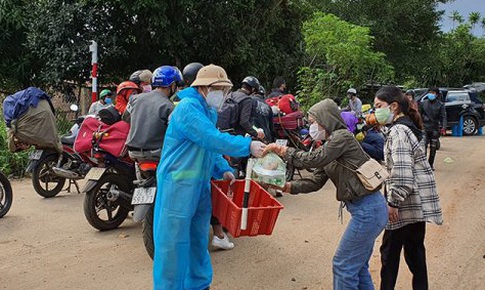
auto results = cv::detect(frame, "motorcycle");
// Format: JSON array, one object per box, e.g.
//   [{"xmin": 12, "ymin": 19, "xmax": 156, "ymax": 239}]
[
  {"xmin": 130, "ymin": 160, "xmax": 158, "ymax": 259},
  {"xmin": 0, "ymin": 171, "xmax": 13, "ymax": 218},
  {"xmin": 28, "ymin": 105, "xmax": 96, "ymax": 198},
  {"xmin": 81, "ymin": 118, "xmax": 136, "ymax": 231}
]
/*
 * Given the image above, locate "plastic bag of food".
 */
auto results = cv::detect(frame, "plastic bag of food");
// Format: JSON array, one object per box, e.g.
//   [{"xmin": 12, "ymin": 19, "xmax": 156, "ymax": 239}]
[{"xmin": 252, "ymin": 153, "xmax": 286, "ymax": 188}]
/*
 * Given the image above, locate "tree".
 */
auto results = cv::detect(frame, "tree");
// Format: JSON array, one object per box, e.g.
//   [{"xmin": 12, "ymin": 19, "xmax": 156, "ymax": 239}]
[
  {"xmin": 423, "ymin": 23, "xmax": 485, "ymax": 87},
  {"xmin": 0, "ymin": 0, "xmax": 33, "ymax": 93},
  {"xmin": 468, "ymin": 11, "xmax": 481, "ymax": 32},
  {"xmin": 297, "ymin": 13, "xmax": 394, "ymax": 108},
  {"xmin": 450, "ymin": 10, "xmax": 461, "ymax": 30},
  {"xmin": 326, "ymin": 0, "xmax": 448, "ymax": 83},
  {"xmin": 6, "ymin": 0, "xmax": 308, "ymax": 92},
  {"xmin": 481, "ymin": 17, "xmax": 485, "ymax": 36}
]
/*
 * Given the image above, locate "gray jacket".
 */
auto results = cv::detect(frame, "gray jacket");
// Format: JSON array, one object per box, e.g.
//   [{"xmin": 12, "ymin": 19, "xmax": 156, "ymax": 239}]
[
  {"xmin": 285, "ymin": 99, "xmax": 378, "ymax": 201},
  {"xmin": 123, "ymin": 90, "xmax": 174, "ymax": 150}
]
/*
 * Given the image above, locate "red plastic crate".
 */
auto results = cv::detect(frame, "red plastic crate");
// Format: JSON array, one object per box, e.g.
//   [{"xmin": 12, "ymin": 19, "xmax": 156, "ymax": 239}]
[{"xmin": 211, "ymin": 179, "xmax": 284, "ymax": 238}]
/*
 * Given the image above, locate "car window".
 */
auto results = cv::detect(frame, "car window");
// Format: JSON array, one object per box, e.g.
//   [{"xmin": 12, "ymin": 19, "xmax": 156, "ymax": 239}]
[
  {"xmin": 469, "ymin": 92, "xmax": 483, "ymax": 104},
  {"xmin": 446, "ymin": 92, "xmax": 470, "ymax": 103}
]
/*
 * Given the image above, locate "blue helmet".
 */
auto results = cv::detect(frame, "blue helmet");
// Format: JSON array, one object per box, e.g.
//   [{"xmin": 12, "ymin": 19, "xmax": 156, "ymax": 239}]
[{"xmin": 152, "ymin": 66, "xmax": 183, "ymax": 88}]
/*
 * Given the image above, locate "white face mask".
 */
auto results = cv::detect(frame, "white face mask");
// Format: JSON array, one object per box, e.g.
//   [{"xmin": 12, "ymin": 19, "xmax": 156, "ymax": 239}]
[
  {"xmin": 309, "ymin": 123, "xmax": 326, "ymax": 140},
  {"xmin": 206, "ymin": 90, "xmax": 225, "ymax": 110}
]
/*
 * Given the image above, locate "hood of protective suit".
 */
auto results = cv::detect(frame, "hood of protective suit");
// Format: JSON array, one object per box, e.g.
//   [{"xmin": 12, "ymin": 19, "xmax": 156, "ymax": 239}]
[{"xmin": 308, "ymin": 99, "xmax": 347, "ymax": 134}]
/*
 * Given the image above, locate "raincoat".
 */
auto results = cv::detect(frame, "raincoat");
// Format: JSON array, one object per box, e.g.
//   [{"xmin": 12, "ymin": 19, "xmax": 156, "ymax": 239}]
[{"xmin": 153, "ymin": 87, "xmax": 251, "ymax": 290}]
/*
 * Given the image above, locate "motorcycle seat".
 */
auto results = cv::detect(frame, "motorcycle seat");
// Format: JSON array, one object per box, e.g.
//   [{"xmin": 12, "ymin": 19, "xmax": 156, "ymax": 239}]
[{"xmin": 61, "ymin": 134, "xmax": 77, "ymax": 145}]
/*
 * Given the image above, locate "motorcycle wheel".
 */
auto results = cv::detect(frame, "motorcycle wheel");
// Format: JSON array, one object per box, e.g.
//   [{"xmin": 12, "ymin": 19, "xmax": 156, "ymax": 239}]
[
  {"xmin": 142, "ymin": 204, "xmax": 155, "ymax": 260},
  {"xmin": 0, "ymin": 172, "xmax": 13, "ymax": 218},
  {"xmin": 83, "ymin": 173, "xmax": 131, "ymax": 231},
  {"xmin": 32, "ymin": 154, "xmax": 66, "ymax": 198}
]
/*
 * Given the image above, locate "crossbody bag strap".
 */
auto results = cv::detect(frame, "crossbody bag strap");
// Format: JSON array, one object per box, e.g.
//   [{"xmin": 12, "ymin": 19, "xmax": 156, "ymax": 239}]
[{"xmin": 334, "ymin": 129, "xmax": 370, "ymax": 171}]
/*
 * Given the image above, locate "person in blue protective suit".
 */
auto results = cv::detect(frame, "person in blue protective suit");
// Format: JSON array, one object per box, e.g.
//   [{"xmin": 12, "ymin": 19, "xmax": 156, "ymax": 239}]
[{"xmin": 152, "ymin": 64, "xmax": 266, "ymax": 290}]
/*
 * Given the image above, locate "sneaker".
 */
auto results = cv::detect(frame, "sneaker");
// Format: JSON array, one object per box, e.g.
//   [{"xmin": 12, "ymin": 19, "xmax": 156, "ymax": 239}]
[{"xmin": 211, "ymin": 233, "xmax": 234, "ymax": 250}]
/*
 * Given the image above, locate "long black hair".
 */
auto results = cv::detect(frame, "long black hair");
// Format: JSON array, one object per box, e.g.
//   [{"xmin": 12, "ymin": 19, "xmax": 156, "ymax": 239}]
[{"xmin": 375, "ymin": 86, "xmax": 424, "ymax": 130}]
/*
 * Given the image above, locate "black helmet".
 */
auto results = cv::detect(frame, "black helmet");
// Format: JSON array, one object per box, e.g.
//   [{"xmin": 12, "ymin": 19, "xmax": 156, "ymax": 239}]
[
  {"xmin": 183, "ymin": 62, "xmax": 204, "ymax": 86},
  {"xmin": 258, "ymin": 85, "xmax": 266, "ymax": 96},
  {"xmin": 129, "ymin": 69, "xmax": 152, "ymax": 85},
  {"xmin": 242, "ymin": 76, "xmax": 260, "ymax": 90},
  {"xmin": 405, "ymin": 90, "xmax": 415, "ymax": 98},
  {"xmin": 129, "ymin": 70, "xmax": 143, "ymax": 84}
]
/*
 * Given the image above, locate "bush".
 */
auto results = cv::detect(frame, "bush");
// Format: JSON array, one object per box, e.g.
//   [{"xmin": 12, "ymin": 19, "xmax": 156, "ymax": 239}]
[{"xmin": 0, "ymin": 118, "xmax": 31, "ymax": 177}]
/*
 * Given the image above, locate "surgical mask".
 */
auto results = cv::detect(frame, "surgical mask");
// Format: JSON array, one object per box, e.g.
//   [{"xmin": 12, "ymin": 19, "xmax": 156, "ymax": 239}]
[
  {"xmin": 206, "ymin": 90, "xmax": 225, "ymax": 110},
  {"xmin": 105, "ymin": 98, "xmax": 112, "ymax": 105},
  {"xmin": 375, "ymin": 107, "xmax": 394, "ymax": 125},
  {"xmin": 427, "ymin": 93, "xmax": 436, "ymax": 101},
  {"xmin": 142, "ymin": 85, "xmax": 152, "ymax": 93},
  {"xmin": 309, "ymin": 123, "xmax": 326, "ymax": 140}
]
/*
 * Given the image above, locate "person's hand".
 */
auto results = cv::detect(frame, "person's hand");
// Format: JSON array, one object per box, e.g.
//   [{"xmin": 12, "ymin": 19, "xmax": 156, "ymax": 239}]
[
  {"xmin": 256, "ymin": 129, "xmax": 265, "ymax": 140},
  {"xmin": 388, "ymin": 206, "xmax": 399, "ymax": 223},
  {"xmin": 223, "ymin": 171, "xmax": 236, "ymax": 199},
  {"xmin": 250, "ymin": 141, "xmax": 266, "ymax": 158},
  {"xmin": 440, "ymin": 128, "xmax": 446, "ymax": 136},
  {"xmin": 268, "ymin": 182, "xmax": 292, "ymax": 194},
  {"xmin": 279, "ymin": 182, "xmax": 292, "ymax": 193},
  {"xmin": 263, "ymin": 143, "xmax": 288, "ymax": 157}
]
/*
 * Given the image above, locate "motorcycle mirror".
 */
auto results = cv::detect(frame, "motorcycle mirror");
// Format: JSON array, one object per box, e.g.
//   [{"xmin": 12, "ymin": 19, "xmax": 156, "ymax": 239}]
[{"xmin": 70, "ymin": 104, "xmax": 79, "ymax": 112}]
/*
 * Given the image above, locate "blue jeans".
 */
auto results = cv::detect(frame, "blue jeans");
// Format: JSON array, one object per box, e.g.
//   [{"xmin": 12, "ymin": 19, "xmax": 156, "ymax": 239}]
[{"xmin": 333, "ymin": 192, "xmax": 388, "ymax": 290}]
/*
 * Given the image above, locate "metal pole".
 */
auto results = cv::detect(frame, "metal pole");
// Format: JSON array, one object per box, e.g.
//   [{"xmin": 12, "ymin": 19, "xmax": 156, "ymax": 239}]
[
  {"xmin": 241, "ymin": 158, "xmax": 255, "ymax": 230},
  {"xmin": 89, "ymin": 40, "xmax": 98, "ymax": 104}
]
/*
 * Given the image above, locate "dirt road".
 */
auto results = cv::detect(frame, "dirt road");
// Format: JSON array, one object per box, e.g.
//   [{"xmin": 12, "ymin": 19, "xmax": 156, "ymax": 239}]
[{"xmin": 1, "ymin": 136, "xmax": 484, "ymax": 290}]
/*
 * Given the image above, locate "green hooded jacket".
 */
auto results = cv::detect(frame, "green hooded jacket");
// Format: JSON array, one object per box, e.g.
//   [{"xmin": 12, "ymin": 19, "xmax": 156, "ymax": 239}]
[{"xmin": 285, "ymin": 99, "xmax": 379, "ymax": 201}]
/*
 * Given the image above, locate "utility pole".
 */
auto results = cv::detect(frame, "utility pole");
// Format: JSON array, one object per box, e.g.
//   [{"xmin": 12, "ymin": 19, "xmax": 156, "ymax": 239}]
[{"xmin": 89, "ymin": 40, "xmax": 98, "ymax": 104}]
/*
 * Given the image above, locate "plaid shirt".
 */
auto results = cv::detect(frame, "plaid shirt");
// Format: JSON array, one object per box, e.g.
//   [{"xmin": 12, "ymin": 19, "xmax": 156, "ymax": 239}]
[{"xmin": 383, "ymin": 124, "xmax": 443, "ymax": 230}]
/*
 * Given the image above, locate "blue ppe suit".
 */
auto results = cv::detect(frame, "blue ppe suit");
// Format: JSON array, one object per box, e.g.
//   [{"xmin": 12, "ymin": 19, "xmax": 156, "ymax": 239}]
[{"xmin": 153, "ymin": 87, "xmax": 251, "ymax": 290}]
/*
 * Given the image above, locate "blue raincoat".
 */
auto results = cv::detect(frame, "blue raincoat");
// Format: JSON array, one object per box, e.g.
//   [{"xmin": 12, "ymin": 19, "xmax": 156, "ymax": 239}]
[{"xmin": 153, "ymin": 87, "xmax": 251, "ymax": 290}]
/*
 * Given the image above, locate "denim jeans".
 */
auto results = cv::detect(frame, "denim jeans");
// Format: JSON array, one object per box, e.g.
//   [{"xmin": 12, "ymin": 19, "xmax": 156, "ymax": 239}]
[{"xmin": 333, "ymin": 192, "xmax": 388, "ymax": 290}]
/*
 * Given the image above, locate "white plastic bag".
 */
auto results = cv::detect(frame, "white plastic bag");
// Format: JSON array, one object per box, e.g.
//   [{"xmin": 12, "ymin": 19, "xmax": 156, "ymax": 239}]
[{"xmin": 252, "ymin": 153, "xmax": 286, "ymax": 188}]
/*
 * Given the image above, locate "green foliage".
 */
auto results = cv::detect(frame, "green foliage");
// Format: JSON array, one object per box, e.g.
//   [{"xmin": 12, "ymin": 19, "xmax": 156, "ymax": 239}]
[
  {"xmin": 297, "ymin": 13, "xmax": 394, "ymax": 110},
  {"xmin": 1, "ymin": 0, "xmax": 485, "ymax": 96},
  {"xmin": 0, "ymin": 120, "xmax": 30, "ymax": 177},
  {"xmin": 15, "ymin": 0, "xmax": 308, "ymax": 90},
  {"xmin": 328, "ymin": 0, "xmax": 446, "ymax": 83},
  {"xmin": 422, "ymin": 24, "xmax": 485, "ymax": 86},
  {"xmin": 0, "ymin": 0, "xmax": 34, "ymax": 92}
]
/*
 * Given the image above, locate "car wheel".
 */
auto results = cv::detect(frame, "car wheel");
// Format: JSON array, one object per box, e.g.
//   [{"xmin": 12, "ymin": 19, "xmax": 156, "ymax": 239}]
[{"xmin": 462, "ymin": 115, "xmax": 478, "ymax": 136}]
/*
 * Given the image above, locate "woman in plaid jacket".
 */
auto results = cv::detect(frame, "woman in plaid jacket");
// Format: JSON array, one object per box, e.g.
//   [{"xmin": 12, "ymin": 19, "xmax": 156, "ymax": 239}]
[{"xmin": 374, "ymin": 86, "xmax": 443, "ymax": 290}]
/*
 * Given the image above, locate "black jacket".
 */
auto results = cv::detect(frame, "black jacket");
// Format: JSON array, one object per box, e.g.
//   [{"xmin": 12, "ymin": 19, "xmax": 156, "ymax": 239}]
[
  {"xmin": 231, "ymin": 89, "xmax": 258, "ymax": 137},
  {"xmin": 420, "ymin": 99, "xmax": 446, "ymax": 131},
  {"xmin": 251, "ymin": 94, "xmax": 274, "ymax": 142}
]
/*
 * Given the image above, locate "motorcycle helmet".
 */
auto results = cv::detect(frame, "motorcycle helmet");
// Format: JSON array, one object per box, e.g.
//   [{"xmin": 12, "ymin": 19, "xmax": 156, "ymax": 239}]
[
  {"xmin": 242, "ymin": 76, "xmax": 260, "ymax": 91},
  {"xmin": 152, "ymin": 66, "xmax": 183, "ymax": 88},
  {"xmin": 116, "ymin": 81, "xmax": 142, "ymax": 94},
  {"xmin": 258, "ymin": 85, "xmax": 266, "ymax": 96},
  {"xmin": 99, "ymin": 89, "xmax": 113, "ymax": 99},
  {"xmin": 365, "ymin": 112, "xmax": 378, "ymax": 127},
  {"xmin": 130, "ymin": 70, "xmax": 153, "ymax": 85},
  {"xmin": 182, "ymin": 62, "xmax": 204, "ymax": 86}
]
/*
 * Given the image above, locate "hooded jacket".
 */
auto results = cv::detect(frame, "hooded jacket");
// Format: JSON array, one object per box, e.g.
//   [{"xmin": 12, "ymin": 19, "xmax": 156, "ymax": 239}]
[{"xmin": 284, "ymin": 99, "xmax": 379, "ymax": 201}]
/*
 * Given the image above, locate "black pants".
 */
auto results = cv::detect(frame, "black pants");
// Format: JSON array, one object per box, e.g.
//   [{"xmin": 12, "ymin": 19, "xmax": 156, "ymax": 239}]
[
  {"xmin": 380, "ymin": 222, "xmax": 428, "ymax": 290},
  {"xmin": 424, "ymin": 130, "xmax": 439, "ymax": 168}
]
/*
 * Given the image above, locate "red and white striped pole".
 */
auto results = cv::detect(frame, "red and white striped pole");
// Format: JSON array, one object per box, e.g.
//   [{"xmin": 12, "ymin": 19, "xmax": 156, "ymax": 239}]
[{"xmin": 89, "ymin": 40, "xmax": 98, "ymax": 104}]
